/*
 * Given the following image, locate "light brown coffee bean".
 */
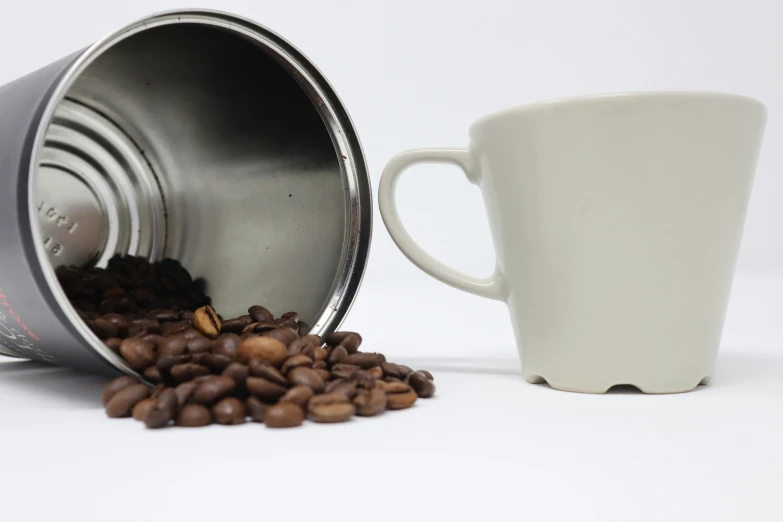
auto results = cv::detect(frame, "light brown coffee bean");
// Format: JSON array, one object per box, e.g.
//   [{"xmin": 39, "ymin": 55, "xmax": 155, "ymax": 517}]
[
  {"xmin": 289, "ymin": 367, "xmax": 325, "ymax": 394},
  {"xmin": 174, "ymin": 381, "xmax": 199, "ymax": 408},
  {"xmin": 264, "ymin": 403, "xmax": 305, "ymax": 428},
  {"xmin": 279, "ymin": 385, "xmax": 314, "ymax": 409},
  {"xmin": 353, "ymin": 388, "xmax": 387, "ymax": 417},
  {"xmin": 102, "ymin": 376, "xmax": 138, "ymax": 406},
  {"xmin": 248, "ymin": 305, "xmax": 274, "ymax": 323},
  {"xmin": 246, "ymin": 396, "xmax": 268, "ymax": 422},
  {"xmin": 246, "ymin": 376, "xmax": 288, "ymax": 402},
  {"xmin": 119, "ymin": 338, "xmax": 157, "ymax": 370},
  {"xmin": 212, "ymin": 397, "xmax": 246, "ymax": 425},
  {"xmin": 262, "ymin": 327, "xmax": 299, "ymax": 347},
  {"xmin": 281, "ymin": 354, "xmax": 313, "ymax": 374},
  {"xmin": 308, "ymin": 393, "xmax": 355, "ymax": 423},
  {"xmin": 193, "ymin": 375, "xmax": 236, "ymax": 404},
  {"xmin": 248, "ymin": 358, "xmax": 289, "ymax": 386},
  {"xmin": 344, "ymin": 353, "xmax": 381, "ymax": 369},
  {"xmin": 143, "ymin": 388, "xmax": 179, "ymax": 429},
  {"xmin": 132, "ymin": 397, "xmax": 157, "ymax": 421},
  {"xmin": 386, "ymin": 382, "xmax": 418, "ymax": 410},
  {"xmin": 105, "ymin": 384, "xmax": 150, "ymax": 418},
  {"xmin": 193, "ymin": 305, "xmax": 221, "ymax": 339},
  {"xmin": 176, "ymin": 404, "xmax": 212, "ymax": 427},
  {"xmin": 222, "ymin": 363, "xmax": 249, "ymax": 387},
  {"xmin": 408, "ymin": 371, "xmax": 436, "ymax": 398},
  {"xmin": 237, "ymin": 337, "xmax": 288, "ymax": 366},
  {"xmin": 170, "ymin": 363, "xmax": 210, "ymax": 383},
  {"xmin": 368, "ymin": 366, "xmax": 383, "ymax": 379},
  {"xmin": 325, "ymin": 379, "xmax": 358, "ymax": 399}
]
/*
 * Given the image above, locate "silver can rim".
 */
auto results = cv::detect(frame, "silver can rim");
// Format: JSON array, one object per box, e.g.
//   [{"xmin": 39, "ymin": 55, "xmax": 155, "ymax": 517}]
[{"xmin": 26, "ymin": 9, "xmax": 372, "ymax": 377}]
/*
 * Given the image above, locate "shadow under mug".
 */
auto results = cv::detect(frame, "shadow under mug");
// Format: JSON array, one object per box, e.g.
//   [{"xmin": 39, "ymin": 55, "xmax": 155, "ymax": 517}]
[{"xmin": 379, "ymin": 91, "xmax": 766, "ymax": 394}]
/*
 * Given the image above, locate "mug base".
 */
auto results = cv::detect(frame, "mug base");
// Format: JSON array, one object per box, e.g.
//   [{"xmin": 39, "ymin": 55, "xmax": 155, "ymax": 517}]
[{"xmin": 523, "ymin": 372, "xmax": 712, "ymax": 394}]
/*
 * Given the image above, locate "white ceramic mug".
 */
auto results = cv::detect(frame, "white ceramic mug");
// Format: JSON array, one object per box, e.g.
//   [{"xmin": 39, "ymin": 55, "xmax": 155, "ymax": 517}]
[{"xmin": 379, "ymin": 92, "xmax": 766, "ymax": 394}]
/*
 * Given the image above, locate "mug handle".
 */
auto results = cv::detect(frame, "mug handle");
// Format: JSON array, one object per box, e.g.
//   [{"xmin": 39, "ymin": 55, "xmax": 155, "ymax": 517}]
[{"xmin": 379, "ymin": 148, "xmax": 503, "ymax": 301}]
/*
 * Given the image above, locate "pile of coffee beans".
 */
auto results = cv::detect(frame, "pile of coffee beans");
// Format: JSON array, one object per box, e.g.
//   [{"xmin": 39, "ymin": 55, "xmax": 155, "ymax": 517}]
[{"xmin": 61, "ymin": 256, "xmax": 435, "ymax": 429}]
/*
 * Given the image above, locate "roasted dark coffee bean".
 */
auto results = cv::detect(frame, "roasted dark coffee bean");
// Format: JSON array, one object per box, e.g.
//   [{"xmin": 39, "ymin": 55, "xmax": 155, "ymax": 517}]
[
  {"xmin": 186, "ymin": 336, "xmax": 213, "ymax": 354},
  {"xmin": 150, "ymin": 383, "xmax": 166, "ymax": 398},
  {"xmin": 101, "ymin": 314, "xmax": 129, "ymax": 337},
  {"xmin": 275, "ymin": 316, "xmax": 298, "ymax": 329},
  {"xmin": 288, "ymin": 335, "xmax": 320, "ymax": 356},
  {"xmin": 280, "ymin": 354, "xmax": 313, "ymax": 374},
  {"xmin": 221, "ymin": 315, "xmax": 253, "ymax": 333},
  {"xmin": 158, "ymin": 335, "xmax": 188, "ymax": 357},
  {"xmin": 264, "ymin": 403, "xmax": 304, "ymax": 428},
  {"xmin": 164, "ymin": 320, "xmax": 192, "ymax": 337},
  {"xmin": 98, "ymin": 298, "xmax": 119, "ymax": 314},
  {"xmin": 325, "ymin": 331, "xmax": 362, "ymax": 353},
  {"xmin": 242, "ymin": 321, "xmax": 278, "ymax": 335},
  {"xmin": 237, "ymin": 336, "xmax": 288, "ymax": 366},
  {"xmin": 312, "ymin": 360, "xmax": 328, "ymax": 371},
  {"xmin": 146, "ymin": 309, "xmax": 178, "ymax": 322},
  {"xmin": 170, "ymin": 363, "xmax": 210, "ymax": 383},
  {"xmin": 418, "ymin": 370, "xmax": 434, "ymax": 381},
  {"xmin": 352, "ymin": 370, "xmax": 376, "ymax": 390},
  {"xmin": 105, "ymin": 384, "xmax": 150, "ymax": 418},
  {"xmin": 213, "ymin": 333, "xmax": 241, "ymax": 358},
  {"xmin": 353, "ymin": 388, "xmax": 387, "ymax": 416},
  {"xmin": 385, "ymin": 382, "xmax": 418, "ymax": 410},
  {"xmin": 178, "ymin": 310, "xmax": 194, "ymax": 322},
  {"xmin": 119, "ymin": 338, "xmax": 157, "ymax": 370},
  {"xmin": 327, "ymin": 345, "xmax": 348, "ymax": 366},
  {"xmin": 246, "ymin": 376, "xmax": 287, "ymax": 402},
  {"xmin": 197, "ymin": 353, "xmax": 233, "ymax": 372},
  {"xmin": 176, "ymin": 404, "xmax": 212, "ymax": 427},
  {"xmin": 174, "ymin": 381, "xmax": 199, "ymax": 407},
  {"xmin": 104, "ymin": 338, "xmax": 122, "ymax": 354},
  {"xmin": 245, "ymin": 396, "xmax": 267, "ymax": 423},
  {"xmin": 212, "ymin": 397, "xmax": 246, "ymax": 425},
  {"xmin": 368, "ymin": 366, "xmax": 383, "ymax": 379},
  {"xmin": 315, "ymin": 368, "xmax": 331, "ymax": 382},
  {"xmin": 308, "ymin": 393, "xmax": 355, "ymax": 423},
  {"xmin": 331, "ymin": 363, "xmax": 361, "ymax": 380},
  {"xmin": 279, "ymin": 385, "xmax": 314, "ymax": 409},
  {"xmin": 248, "ymin": 305, "xmax": 274, "ymax": 323},
  {"xmin": 131, "ymin": 317, "xmax": 161, "ymax": 335},
  {"xmin": 156, "ymin": 354, "xmax": 192, "ymax": 373},
  {"xmin": 262, "ymin": 327, "xmax": 298, "ymax": 347},
  {"xmin": 324, "ymin": 331, "xmax": 358, "ymax": 347},
  {"xmin": 298, "ymin": 320, "xmax": 310, "ymax": 336},
  {"xmin": 144, "ymin": 388, "xmax": 179, "ymax": 429},
  {"xmin": 141, "ymin": 333, "xmax": 164, "ymax": 346},
  {"xmin": 78, "ymin": 310, "xmax": 100, "ymax": 321},
  {"xmin": 132, "ymin": 397, "xmax": 157, "ymax": 421},
  {"xmin": 400, "ymin": 365, "xmax": 414, "ymax": 375},
  {"xmin": 181, "ymin": 328, "xmax": 203, "ymax": 340},
  {"xmin": 380, "ymin": 361, "xmax": 409, "ymax": 380},
  {"xmin": 88, "ymin": 318, "xmax": 118, "ymax": 339},
  {"xmin": 408, "ymin": 371, "xmax": 435, "ymax": 398},
  {"xmin": 193, "ymin": 375, "xmax": 236, "ymax": 404},
  {"xmin": 102, "ymin": 376, "xmax": 138, "ymax": 406},
  {"xmin": 143, "ymin": 366, "xmax": 163, "ymax": 384},
  {"xmin": 325, "ymin": 379, "xmax": 358, "ymax": 399},
  {"xmin": 344, "ymin": 353, "xmax": 381, "ymax": 369},
  {"xmin": 313, "ymin": 346, "xmax": 328, "ymax": 363},
  {"xmin": 170, "ymin": 264, "xmax": 193, "ymax": 289},
  {"xmin": 289, "ymin": 367, "xmax": 325, "ymax": 393},
  {"xmin": 222, "ymin": 363, "xmax": 250, "ymax": 387},
  {"xmin": 248, "ymin": 358, "xmax": 288, "ymax": 386},
  {"xmin": 193, "ymin": 305, "xmax": 221, "ymax": 338}
]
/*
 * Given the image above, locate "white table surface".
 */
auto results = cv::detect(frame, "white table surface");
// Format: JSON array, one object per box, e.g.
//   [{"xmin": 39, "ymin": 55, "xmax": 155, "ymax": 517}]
[{"xmin": 1, "ymin": 275, "xmax": 781, "ymax": 522}]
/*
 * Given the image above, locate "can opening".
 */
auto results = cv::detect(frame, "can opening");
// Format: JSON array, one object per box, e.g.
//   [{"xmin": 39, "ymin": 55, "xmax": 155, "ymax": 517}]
[{"xmin": 33, "ymin": 17, "xmax": 360, "ymax": 370}]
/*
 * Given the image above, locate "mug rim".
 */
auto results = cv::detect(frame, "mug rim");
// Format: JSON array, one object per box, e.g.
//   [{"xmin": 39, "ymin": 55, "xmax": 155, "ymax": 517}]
[{"xmin": 470, "ymin": 90, "xmax": 766, "ymax": 132}]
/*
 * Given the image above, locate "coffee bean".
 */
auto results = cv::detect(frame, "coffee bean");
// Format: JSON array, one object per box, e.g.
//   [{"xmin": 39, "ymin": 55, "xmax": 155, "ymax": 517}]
[
  {"xmin": 170, "ymin": 363, "xmax": 210, "ymax": 383},
  {"xmin": 262, "ymin": 327, "xmax": 299, "ymax": 347},
  {"xmin": 144, "ymin": 388, "xmax": 178, "ymax": 429},
  {"xmin": 186, "ymin": 336, "xmax": 213, "ymax": 354},
  {"xmin": 275, "ymin": 313, "xmax": 298, "ymax": 330},
  {"xmin": 221, "ymin": 315, "xmax": 252, "ymax": 333},
  {"xmin": 408, "ymin": 371, "xmax": 436, "ymax": 398},
  {"xmin": 222, "ymin": 363, "xmax": 250, "ymax": 387},
  {"xmin": 248, "ymin": 305, "xmax": 274, "ymax": 323},
  {"xmin": 352, "ymin": 370, "xmax": 376, "ymax": 390},
  {"xmin": 353, "ymin": 388, "xmax": 387, "ymax": 417},
  {"xmin": 289, "ymin": 367, "xmax": 325, "ymax": 394},
  {"xmin": 312, "ymin": 360, "xmax": 328, "ymax": 371},
  {"xmin": 331, "ymin": 363, "xmax": 360, "ymax": 380},
  {"xmin": 246, "ymin": 396, "xmax": 267, "ymax": 423},
  {"xmin": 380, "ymin": 361, "xmax": 409, "ymax": 380},
  {"xmin": 164, "ymin": 320, "xmax": 192, "ymax": 337},
  {"xmin": 174, "ymin": 381, "xmax": 199, "ymax": 407},
  {"xmin": 246, "ymin": 376, "xmax": 288, "ymax": 402},
  {"xmin": 157, "ymin": 354, "xmax": 192, "ymax": 373},
  {"xmin": 102, "ymin": 376, "xmax": 138, "ymax": 406},
  {"xmin": 288, "ymin": 335, "xmax": 320, "ymax": 355},
  {"xmin": 264, "ymin": 403, "xmax": 305, "ymax": 428},
  {"xmin": 281, "ymin": 354, "xmax": 313, "ymax": 374},
  {"xmin": 178, "ymin": 310, "xmax": 194, "ymax": 322},
  {"xmin": 212, "ymin": 397, "xmax": 246, "ymax": 425},
  {"xmin": 141, "ymin": 334, "xmax": 164, "ymax": 346},
  {"xmin": 344, "ymin": 353, "xmax": 381, "ymax": 369},
  {"xmin": 242, "ymin": 322, "xmax": 278, "ymax": 335},
  {"xmin": 101, "ymin": 314, "xmax": 129, "ymax": 337},
  {"xmin": 325, "ymin": 380, "xmax": 357, "ymax": 399},
  {"xmin": 308, "ymin": 393, "xmax": 355, "ymax": 423},
  {"xmin": 213, "ymin": 333, "xmax": 241, "ymax": 358},
  {"xmin": 193, "ymin": 375, "xmax": 236, "ymax": 404},
  {"xmin": 248, "ymin": 358, "xmax": 288, "ymax": 386},
  {"xmin": 158, "ymin": 334, "xmax": 188, "ymax": 357},
  {"xmin": 146, "ymin": 309, "xmax": 178, "ymax": 322},
  {"xmin": 181, "ymin": 328, "xmax": 203, "ymax": 340},
  {"xmin": 324, "ymin": 331, "xmax": 359, "ymax": 347},
  {"xmin": 131, "ymin": 317, "xmax": 161, "ymax": 335},
  {"xmin": 193, "ymin": 305, "xmax": 221, "ymax": 338},
  {"xmin": 277, "ymin": 386, "xmax": 311, "ymax": 410},
  {"xmin": 132, "ymin": 397, "xmax": 157, "ymax": 421},
  {"xmin": 400, "ymin": 365, "xmax": 414, "ymax": 375},
  {"xmin": 150, "ymin": 382, "xmax": 167, "ymax": 397},
  {"xmin": 237, "ymin": 337, "xmax": 288, "ymax": 367},
  {"xmin": 297, "ymin": 321, "xmax": 310, "ymax": 336},
  {"xmin": 89, "ymin": 318, "xmax": 118, "ymax": 339},
  {"xmin": 326, "ymin": 332, "xmax": 362, "ymax": 353},
  {"xmin": 176, "ymin": 404, "xmax": 212, "ymax": 427},
  {"xmin": 418, "ymin": 370, "xmax": 434, "ymax": 381},
  {"xmin": 143, "ymin": 366, "xmax": 162, "ymax": 384},
  {"xmin": 105, "ymin": 384, "xmax": 150, "ymax": 418},
  {"xmin": 327, "ymin": 345, "xmax": 348, "ymax": 366},
  {"xmin": 104, "ymin": 338, "xmax": 122, "ymax": 353},
  {"xmin": 314, "ymin": 369, "xmax": 331, "ymax": 382},
  {"xmin": 385, "ymin": 382, "xmax": 418, "ymax": 410},
  {"xmin": 368, "ymin": 366, "xmax": 383, "ymax": 379},
  {"xmin": 313, "ymin": 346, "xmax": 328, "ymax": 362},
  {"xmin": 119, "ymin": 339, "xmax": 157, "ymax": 370}
]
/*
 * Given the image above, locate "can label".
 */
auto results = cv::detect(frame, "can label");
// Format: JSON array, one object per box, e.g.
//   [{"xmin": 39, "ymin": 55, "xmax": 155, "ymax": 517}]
[{"xmin": 0, "ymin": 288, "xmax": 55, "ymax": 362}]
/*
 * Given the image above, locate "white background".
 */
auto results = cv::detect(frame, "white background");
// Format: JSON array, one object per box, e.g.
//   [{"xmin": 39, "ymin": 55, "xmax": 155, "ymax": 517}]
[{"xmin": 1, "ymin": 1, "xmax": 782, "ymax": 521}]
